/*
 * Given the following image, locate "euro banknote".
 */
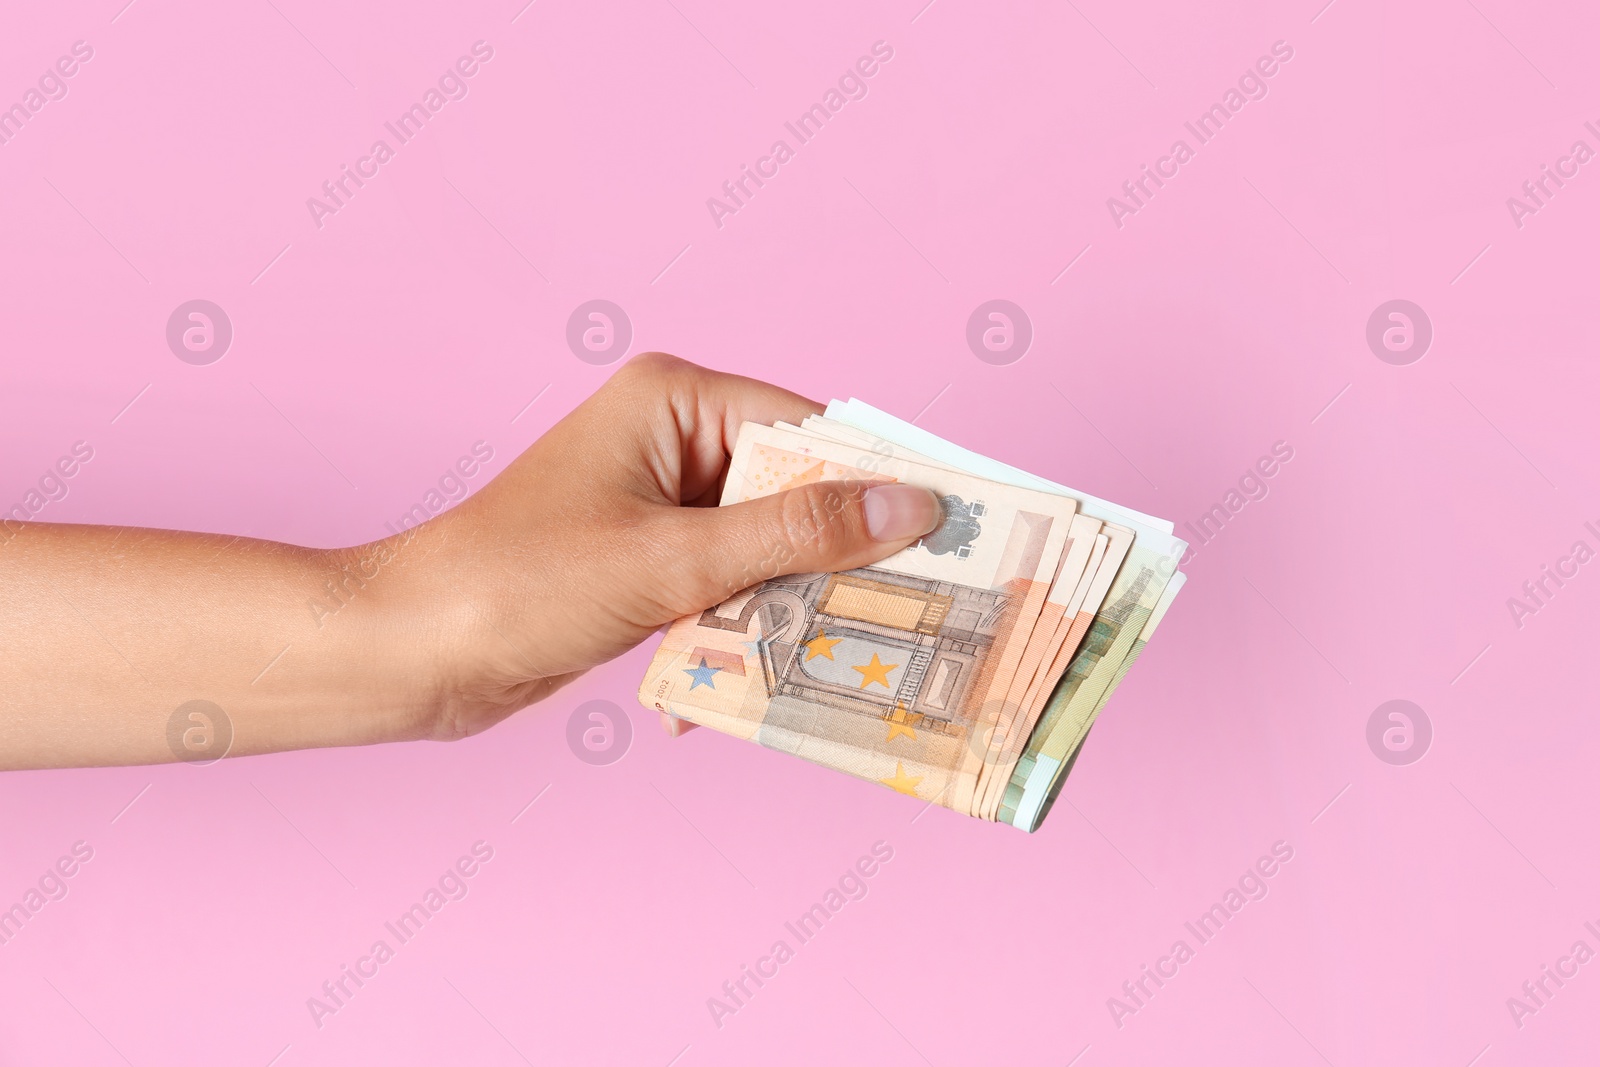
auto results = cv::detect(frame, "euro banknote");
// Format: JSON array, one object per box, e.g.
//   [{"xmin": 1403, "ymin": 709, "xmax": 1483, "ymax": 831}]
[{"xmin": 638, "ymin": 404, "xmax": 1186, "ymax": 830}]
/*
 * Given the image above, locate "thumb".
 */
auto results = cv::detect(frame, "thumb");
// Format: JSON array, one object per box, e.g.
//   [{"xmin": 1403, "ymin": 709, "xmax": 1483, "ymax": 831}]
[{"xmin": 670, "ymin": 480, "xmax": 942, "ymax": 608}]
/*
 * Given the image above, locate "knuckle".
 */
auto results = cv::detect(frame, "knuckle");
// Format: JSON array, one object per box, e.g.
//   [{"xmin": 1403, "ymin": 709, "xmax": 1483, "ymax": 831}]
[
  {"xmin": 620, "ymin": 350, "xmax": 684, "ymax": 382},
  {"xmin": 779, "ymin": 483, "xmax": 857, "ymax": 560}
]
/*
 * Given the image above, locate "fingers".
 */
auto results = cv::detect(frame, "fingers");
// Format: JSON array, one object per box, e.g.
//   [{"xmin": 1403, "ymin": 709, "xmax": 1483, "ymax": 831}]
[
  {"xmin": 615, "ymin": 352, "xmax": 824, "ymax": 469},
  {"xmin": 633, "ymin": 352, "xmax": 823, "ymax": 445},
  {"xmin": 659, "ymin": 711, "xmax": 698, "ymax": 737},
  {"xmin": 563, "ymin": 353, "xmax": 824, "ymax": 506},
  {"xmin": 664, "ymin": 479, "xmax": 941, "ymax": 610}
]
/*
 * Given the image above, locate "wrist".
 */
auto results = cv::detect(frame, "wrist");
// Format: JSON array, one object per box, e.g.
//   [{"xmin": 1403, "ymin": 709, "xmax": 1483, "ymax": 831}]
[{"xmin": 319, "ymin": 535, "xmax": 456, "ymax": 745}]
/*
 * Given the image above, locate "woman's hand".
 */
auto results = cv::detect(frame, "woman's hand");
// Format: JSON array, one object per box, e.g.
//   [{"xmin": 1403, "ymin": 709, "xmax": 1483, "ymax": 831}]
[{"xmin": 384, "ymin": 352, "xmax": 942, "ymax": 742}]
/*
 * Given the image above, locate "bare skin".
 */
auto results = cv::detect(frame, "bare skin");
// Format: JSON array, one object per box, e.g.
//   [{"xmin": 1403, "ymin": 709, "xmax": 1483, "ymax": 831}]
[{"xmin": 0, "ymin": 353, "xmax": 941, "ymax": 770}]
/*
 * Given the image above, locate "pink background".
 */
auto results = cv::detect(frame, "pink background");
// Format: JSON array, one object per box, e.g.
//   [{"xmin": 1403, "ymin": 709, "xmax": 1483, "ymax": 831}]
[{"xmin": 2, "ymin": 0, "xmax": 1596, "ymax": 1063}]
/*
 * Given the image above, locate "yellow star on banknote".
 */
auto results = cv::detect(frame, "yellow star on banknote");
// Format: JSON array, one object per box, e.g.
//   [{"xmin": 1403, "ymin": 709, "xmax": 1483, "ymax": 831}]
[
  {"xmin": 885, "ymin": 701, "xmax": 922, "ymax": 742},
  {"xmin": 852, "ymin": 653, "xmax": 898, "ymax": 689},
  {"xmin": 803, "ymin": 632, "xmax": 841, "ymax": 661},
  {"xmin": 879, "ymin": 762, "xmax": 922, "ymax": 796}
]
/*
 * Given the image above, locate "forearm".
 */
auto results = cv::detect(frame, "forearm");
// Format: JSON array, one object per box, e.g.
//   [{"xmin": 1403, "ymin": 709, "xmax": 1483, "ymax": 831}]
[{"xmin": 0, "ymin": 522, "xmax": 443, "ymax": 769}]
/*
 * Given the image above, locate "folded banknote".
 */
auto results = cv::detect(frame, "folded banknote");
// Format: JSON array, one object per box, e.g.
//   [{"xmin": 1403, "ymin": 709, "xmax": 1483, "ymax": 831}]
[{"xmin": 637, "ymin": 402, "xmax": 1186, "ymax": 831}]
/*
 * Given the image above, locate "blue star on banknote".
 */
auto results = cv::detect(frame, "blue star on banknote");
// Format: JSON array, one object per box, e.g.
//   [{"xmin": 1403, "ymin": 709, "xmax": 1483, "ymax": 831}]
[{"xmin": 683, "ymin": 658, "xmax": 722, "ymax": 690}]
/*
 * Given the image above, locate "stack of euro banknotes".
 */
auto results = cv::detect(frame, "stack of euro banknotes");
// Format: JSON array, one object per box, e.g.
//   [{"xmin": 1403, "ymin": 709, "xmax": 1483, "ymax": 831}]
[{"xmin": 638, "ymin": 400, "xmax": 1187, "ymax": 831}]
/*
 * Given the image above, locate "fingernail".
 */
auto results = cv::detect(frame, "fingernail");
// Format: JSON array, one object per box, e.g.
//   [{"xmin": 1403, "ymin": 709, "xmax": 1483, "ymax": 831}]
[{"xmin": 864, "ymin": 484, "xmax": 941, "ymax": 542}]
